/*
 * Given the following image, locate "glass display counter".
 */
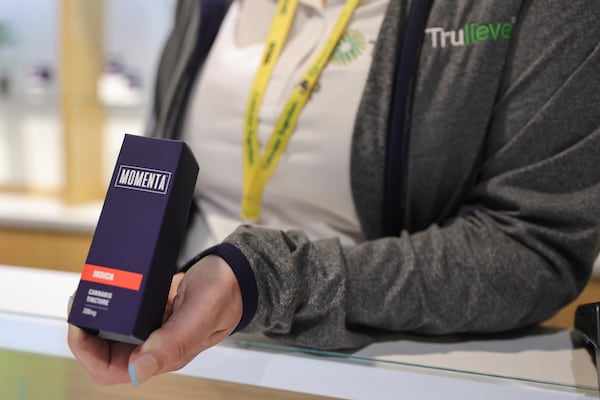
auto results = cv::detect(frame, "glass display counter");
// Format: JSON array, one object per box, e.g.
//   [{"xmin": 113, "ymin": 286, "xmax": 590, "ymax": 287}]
[
  {"xmin": 0, "ymin": 347, "xmax": 332, "ymax": 400},
  {"xmin": 0, "ymin": 265, "xmax": 598, "ymax": 399}
]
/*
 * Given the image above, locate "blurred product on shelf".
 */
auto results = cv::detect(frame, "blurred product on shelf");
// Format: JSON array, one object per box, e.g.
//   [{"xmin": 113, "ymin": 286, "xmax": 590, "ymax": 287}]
[{"xmin": 97, "ymin": 56, "xmax": 142, "ymax": 107}]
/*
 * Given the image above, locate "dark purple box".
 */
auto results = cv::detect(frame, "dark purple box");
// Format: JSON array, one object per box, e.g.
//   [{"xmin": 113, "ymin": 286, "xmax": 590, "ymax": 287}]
[{"xmin": 68, "ymin": 134, "xmax": 198, "ymax": 344}]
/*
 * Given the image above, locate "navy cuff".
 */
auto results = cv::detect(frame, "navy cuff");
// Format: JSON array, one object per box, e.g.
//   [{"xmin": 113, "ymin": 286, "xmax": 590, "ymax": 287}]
[{"xmin": 181, "ymin": 243, "xmax": 258, "ymax": 333}]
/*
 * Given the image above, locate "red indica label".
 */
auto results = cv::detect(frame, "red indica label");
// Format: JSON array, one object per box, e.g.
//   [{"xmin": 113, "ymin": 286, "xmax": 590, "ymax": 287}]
[{"xmin": 81, "ymin": 264, "xmax": 143, "ymax": 291}]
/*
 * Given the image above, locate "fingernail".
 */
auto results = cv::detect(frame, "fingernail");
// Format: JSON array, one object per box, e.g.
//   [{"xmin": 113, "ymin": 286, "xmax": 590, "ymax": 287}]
[
  {"xmin": 67, "ymin": 296, "xmax": 74, "ymax": 314},
  {"xmin": 128, "ymin": 363, "xmax": 140, "ymax": 387},
  {"xmin": 129, "ymin": 354, "xmax": 159, "ymax": 387}
]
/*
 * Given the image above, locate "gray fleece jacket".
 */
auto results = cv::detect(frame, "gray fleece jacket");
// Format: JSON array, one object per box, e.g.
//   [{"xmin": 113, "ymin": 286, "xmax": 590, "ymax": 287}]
[{"xmin": 150, "ymin": 0, "xmax": 600, "ymax": 349}]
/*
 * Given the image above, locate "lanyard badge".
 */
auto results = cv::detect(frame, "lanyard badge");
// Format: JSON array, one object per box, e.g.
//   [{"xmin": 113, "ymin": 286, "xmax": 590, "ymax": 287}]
[{"xmin": 241, "ymin": 0, "xmax": 360, "ymax": 220}]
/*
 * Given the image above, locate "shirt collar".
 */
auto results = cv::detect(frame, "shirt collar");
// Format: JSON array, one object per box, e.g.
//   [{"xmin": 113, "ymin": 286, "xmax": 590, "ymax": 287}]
[
  {"xmin": 300, "ymin": 0, "xmax": 348, "ymax": 10},
  {"xmin": 300, "ymin": 0, "xmax": 325, "ymax": 10}
]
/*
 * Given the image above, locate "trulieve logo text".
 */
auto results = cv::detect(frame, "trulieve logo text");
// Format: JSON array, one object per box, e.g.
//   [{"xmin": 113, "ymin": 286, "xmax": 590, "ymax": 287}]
[{"xmin": 425, "ymin": 18, "xmax": 516, "ymax": 48}]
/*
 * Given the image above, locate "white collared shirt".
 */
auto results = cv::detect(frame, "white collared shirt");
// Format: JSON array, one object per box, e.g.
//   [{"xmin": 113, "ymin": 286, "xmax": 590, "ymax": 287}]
[{"xmin": 180, "ymin": 0, "xmax": 388, "ymax": 256}]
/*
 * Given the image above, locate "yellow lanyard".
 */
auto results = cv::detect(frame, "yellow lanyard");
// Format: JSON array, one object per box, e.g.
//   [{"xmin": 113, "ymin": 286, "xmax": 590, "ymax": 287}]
[{"xmin": 242, "ymin": 0, "xmax": 360, "ymax": 221}]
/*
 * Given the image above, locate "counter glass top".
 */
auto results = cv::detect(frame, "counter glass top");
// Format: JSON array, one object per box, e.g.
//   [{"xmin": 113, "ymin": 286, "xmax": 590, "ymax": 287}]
[{"xmin": 0, "ymin": 264, "xmax": 598, "ymax": 399}]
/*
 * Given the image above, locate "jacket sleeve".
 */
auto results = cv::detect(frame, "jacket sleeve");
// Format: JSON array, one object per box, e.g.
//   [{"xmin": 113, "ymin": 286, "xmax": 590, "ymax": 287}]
[
  {"xmin": 220, "ymin": 2, "xmax": 600, "ymax": 350},
  {"xmin": 149, "ymin": 0, "xmax": 199, "ymax": 138}
]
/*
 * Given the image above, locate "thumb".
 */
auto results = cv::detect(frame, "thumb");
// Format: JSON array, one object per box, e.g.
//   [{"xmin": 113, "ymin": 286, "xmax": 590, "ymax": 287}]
[
  {"xmin": 127, "ymin": 295, "xmax": 205, "ymax": 386},
  {"xmin": 128, "ymin": 332, "xmax": 162, "ymax": 387}
]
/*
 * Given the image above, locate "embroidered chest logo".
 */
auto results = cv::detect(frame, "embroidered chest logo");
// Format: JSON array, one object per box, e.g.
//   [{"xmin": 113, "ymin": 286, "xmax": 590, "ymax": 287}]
[
  {"xmin": 425, "ymin": 17, "xmax": 516, "ymax": 49},
  {"xmin": 331, "ymin": 30, "xmax": 366, "ymax": 65}
]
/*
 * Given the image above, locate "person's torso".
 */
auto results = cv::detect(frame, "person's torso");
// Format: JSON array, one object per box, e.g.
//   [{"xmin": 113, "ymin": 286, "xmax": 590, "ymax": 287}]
[
  {"xmin": 181, "ymin": 0, "xmax": 389, "ymax": 248},
  {"xmin": 156, "ymin": 0, "xmax": 528, "ymax": 245}
]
